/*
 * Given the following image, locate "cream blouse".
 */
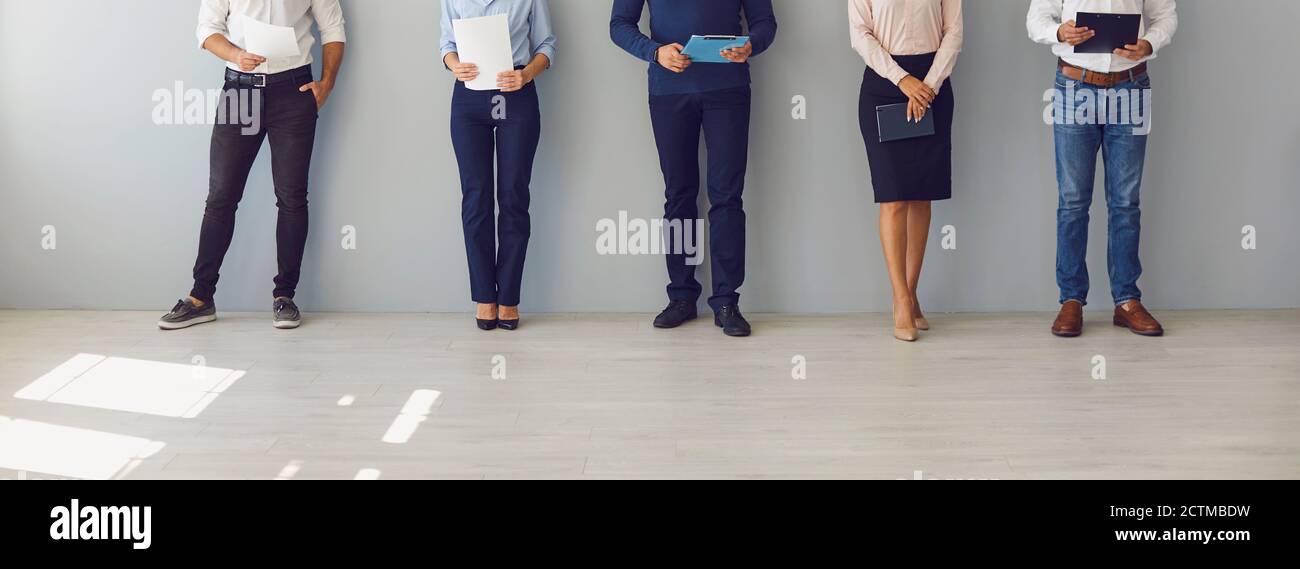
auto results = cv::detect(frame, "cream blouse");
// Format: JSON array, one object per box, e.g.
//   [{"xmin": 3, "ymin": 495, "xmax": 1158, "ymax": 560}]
[{"xmin": 849, "ymin": 0, "xmax": 963, "ymax": 92}]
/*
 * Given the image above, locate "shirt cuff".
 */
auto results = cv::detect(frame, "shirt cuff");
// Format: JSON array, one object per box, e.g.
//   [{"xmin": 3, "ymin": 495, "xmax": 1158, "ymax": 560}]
[
  {"xmin": 197, "ymin": 27, "xmax": 228, "ymax": 50},
  {"xmin": 884, "ymin": 66, "xmax": 909, "ymax": 86},
  {"xmin": 1032, "ymin": 21, "xmax": 1065, "ymax": 46},
  {"xmin": 535, "ymin": 45, "xmax": 556, "ymax": 68},
  {"xmin": 1141, "ymin": 31, "xmax": 1169, "ymax": 54},
  {"xmin": 320, "ymin": 26, "xmax": 347, "ymax": 45},
  {"xmin": 646, "ymin": 43, "xmax": 663, "ymax": 64},
  {"xmin": 923, "ymin": 77, "xmax": 944, "ymax": 95}
]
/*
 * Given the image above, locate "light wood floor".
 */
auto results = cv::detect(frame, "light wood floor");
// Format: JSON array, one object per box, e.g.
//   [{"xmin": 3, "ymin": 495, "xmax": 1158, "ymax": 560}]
[{"xmin": 0, "ymin": 309, "xmax": 1296, "ymax": 480}]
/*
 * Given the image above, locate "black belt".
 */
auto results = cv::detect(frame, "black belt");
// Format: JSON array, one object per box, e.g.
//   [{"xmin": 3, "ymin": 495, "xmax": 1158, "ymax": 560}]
[{"xmin": 224, "ymin": 66, "xmax": 312, "ymax": 88}]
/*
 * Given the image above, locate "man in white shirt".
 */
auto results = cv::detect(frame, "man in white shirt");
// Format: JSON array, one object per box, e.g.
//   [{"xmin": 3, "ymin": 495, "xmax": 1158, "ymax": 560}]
[
  {"xmin": 160, "ymin": 0, "xmax": 346, "ymax": 331},
  {"xmin": 1027, "ymin": 0, "xmax": 1176, "ymax": 339}
]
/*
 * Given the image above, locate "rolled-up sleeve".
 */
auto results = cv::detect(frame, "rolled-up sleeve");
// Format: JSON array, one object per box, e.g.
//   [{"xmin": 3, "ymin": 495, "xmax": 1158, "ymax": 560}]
[
  {"xmin": 440, "ymin": 0, "xmax": 459, "ymax": 61},
  {"xmin": 1142, "ymin": 0, "xmax": 1177, "ymax": 55},
  {"xmin": 531, "ymin": 0, "xmax": 557, "ymax": 66},
  {"xmin": 197, "ymin": 0, "xmax": 231, "ymax": 49},
  {"xmin": 312, "ymin": 0, "xmax": 347, "ymax": 44},
  {"xmin": 1026, "ymin": 0, "xmax": 1064, "ymax": 46}
]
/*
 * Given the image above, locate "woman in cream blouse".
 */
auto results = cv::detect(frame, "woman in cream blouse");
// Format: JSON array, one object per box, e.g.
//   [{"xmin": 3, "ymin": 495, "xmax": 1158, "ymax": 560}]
[{"xmin": 849, "ymin": 0, "xmax": 963, "ymax": 342}]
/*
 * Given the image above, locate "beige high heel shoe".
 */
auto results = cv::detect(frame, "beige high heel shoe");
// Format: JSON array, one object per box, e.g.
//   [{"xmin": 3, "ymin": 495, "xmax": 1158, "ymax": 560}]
[
  {"xmin": 912, "ymin": 300, "xmax": 930, "ymax": 331},
  {"xmin": 894, "ymin": 327, "xmax": 919, "ymax": 342},
  {"xmin": 893, "ymin": 303, "xmax": 919, "ymax": 342}
]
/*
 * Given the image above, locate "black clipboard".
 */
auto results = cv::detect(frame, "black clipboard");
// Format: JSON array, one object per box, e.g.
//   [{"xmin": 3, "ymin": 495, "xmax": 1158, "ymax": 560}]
[{"xmin": 1074, "ymin": 12, "xmax": 1141, "ymax": 54}]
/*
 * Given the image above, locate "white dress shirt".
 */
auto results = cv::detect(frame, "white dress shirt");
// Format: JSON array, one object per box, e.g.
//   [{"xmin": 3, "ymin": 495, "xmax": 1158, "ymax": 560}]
[
  {"xmin": 1027, "ymin": 0, "xmax": 1177, "ymax": 73},
  {"xmin": 198, "ymin": 0, "xmax": 347, "ymax": 75}
]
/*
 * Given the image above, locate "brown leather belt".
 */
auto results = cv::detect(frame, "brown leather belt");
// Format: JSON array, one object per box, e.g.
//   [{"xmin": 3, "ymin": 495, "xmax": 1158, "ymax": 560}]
[{"xmin": 1058, "ymin": 59, "xmax": 1147, "ymax": 88}]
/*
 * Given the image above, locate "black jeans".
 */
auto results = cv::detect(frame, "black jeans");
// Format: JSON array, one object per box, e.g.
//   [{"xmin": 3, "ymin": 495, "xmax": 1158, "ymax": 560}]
[{"xmin": 190, "ymin": 66, "xmax": 319, "ymax": 304}]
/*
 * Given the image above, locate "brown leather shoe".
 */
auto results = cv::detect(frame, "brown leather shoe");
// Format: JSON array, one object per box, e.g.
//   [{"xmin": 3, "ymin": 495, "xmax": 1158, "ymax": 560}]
[
  {"xmin": 1051, "ymin": 300, "xmax": 1084, "ymax": 337},
  {"xmin": 1114, "ymin": 301, "xmax": 1164, "ymax": 337}
]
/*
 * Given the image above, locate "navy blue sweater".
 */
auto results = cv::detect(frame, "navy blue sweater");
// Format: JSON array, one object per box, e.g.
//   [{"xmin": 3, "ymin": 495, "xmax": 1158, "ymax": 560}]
[{"xmin": 610, "ymin": 0, "xmax": 777, "ymax": 96}]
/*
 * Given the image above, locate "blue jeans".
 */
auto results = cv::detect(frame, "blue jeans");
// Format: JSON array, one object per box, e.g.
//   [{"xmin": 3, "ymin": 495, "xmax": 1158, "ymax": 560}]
[{"xmin": 1052, "ymin": 69, "xmax": 1151, "ymax": 306}]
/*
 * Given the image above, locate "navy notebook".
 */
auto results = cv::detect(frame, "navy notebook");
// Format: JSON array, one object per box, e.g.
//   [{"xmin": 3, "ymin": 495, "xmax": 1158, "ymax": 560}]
[
  {"xmin": 876, "ymin": 103, "xmax": 935, "ymax": 143},
  {"xmin": 1074, "ymin": 12, "xmax": 1142, "ymax": 54}
]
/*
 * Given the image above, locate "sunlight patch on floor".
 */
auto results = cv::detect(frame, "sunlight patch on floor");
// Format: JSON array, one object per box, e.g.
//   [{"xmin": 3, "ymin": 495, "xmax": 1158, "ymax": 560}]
[
  {"xmin": 15, "ymin": 353, "xmax": 244, "ymax": 418},
  {"xmin": 382, "ymin": 389, "xmax": 440, "ymax": 444},
  {"xmin": 0, "ymin": 416, "xmax": 164, "ymax": 480}
]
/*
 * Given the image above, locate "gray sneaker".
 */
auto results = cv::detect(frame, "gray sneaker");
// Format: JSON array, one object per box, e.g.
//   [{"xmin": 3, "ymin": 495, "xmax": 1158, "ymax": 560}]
[
  {"xmin": 273, "ymin": 297, "xmax": 301, "ymax": 329},
  {"xmin": 158, "ymin": 299, "xmax": 216, "ymax": 330}
]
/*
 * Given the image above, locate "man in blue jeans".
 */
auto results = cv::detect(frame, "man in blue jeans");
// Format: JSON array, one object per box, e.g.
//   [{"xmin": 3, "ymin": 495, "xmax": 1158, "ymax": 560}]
[
  {"xmin": 611, "ymin": 0, "xmax": 777, "ymax": 338},
  {"xmin": 1028, "ymin": 0, "xmax": 1177, "ymax": 337}
]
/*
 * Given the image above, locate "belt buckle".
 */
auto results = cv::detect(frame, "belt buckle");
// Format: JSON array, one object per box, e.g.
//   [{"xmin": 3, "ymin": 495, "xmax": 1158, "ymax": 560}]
[
  {"xmin": 251, "ymin": 74, "xmax": 268, "ymax": 88},
  {"xmin": 1088, "ymin": 71, "xmax": 1113, "ymax": 88}
]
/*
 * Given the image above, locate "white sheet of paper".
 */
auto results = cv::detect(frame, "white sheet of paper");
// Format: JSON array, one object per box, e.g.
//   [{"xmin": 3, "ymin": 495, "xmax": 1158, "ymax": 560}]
[
  {"xmin": 451, "ymin": 14, "xmax": 514, "ymax": 92},
  {"xmin": 240, "ymin": 15, "xmax": 301, "ymax": 59}
]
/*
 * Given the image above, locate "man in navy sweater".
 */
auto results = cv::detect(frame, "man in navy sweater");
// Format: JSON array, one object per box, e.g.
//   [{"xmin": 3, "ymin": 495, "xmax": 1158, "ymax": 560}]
[{"xmin": 611, "ymin": 0, "xmax": 777, "ymax": 338}]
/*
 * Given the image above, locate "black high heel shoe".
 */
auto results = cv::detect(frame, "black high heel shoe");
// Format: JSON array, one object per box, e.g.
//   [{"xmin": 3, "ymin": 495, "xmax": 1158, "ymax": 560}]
[
  {"xmin": 498, "ymin": 307, "xmax": 520, "ymax": 331},
  {"xmin": 476, "ymin": 303, "xmax": 499, "ymax": 330}
]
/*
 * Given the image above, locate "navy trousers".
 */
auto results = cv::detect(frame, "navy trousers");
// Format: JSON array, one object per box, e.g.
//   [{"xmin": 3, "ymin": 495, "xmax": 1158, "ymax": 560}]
[
  {"xmin": 450, "ymin": 80, "xmax": 541, "ymax": 307},
  {"xmin": 648, "ymin": 85, "xmax": 751, "ymax": 312}
]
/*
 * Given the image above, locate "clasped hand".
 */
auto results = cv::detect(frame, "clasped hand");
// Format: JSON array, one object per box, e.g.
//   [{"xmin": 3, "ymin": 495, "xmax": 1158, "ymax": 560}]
[{"xmin": 898, "ymin": 76, "xmax": 934, "ymax": 122}]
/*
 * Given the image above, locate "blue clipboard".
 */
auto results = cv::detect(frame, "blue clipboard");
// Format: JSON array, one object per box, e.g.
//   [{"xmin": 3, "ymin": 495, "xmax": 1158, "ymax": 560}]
[{"xmin": 681, "ymin": 35, "xmax": 750, "ymax": 64}]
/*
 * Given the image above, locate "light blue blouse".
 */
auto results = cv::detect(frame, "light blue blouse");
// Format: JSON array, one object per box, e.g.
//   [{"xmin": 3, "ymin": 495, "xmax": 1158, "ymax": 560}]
[{"xmin": 439, "ymin": 0, "xmax": 557, "ymax": 68}]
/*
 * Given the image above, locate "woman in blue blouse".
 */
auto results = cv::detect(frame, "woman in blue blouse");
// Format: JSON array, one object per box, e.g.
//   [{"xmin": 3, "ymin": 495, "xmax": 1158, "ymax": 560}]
[{"xmin": 440, "ymin": 0, "xmax": 556, "ymax": 331}]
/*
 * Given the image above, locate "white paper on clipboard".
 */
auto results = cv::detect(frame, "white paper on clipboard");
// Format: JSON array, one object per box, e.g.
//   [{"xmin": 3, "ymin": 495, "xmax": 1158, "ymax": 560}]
[
  {"xmin": 451, "ymin": 14, "xmax": 514, "ymax": 91},
  {"xmin": 240, "ymin": 14, "xmax": 301, "ymax": 59}
]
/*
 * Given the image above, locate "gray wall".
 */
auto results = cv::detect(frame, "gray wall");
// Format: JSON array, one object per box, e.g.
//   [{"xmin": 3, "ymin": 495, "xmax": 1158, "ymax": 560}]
[{"xmin": 2, "ymin": 0, "xmax": 1297, "ymax": 313}]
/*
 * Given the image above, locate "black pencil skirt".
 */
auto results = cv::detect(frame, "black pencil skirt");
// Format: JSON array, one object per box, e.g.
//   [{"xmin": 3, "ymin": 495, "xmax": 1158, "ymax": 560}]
[{"xmin": 858, "ymin": 52, "xmax": 954, "ymax": 203}]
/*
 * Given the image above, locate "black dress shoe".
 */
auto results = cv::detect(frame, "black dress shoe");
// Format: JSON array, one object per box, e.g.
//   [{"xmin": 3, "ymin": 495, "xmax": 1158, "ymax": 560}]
[
  {"xmin": 498, "ymin": 319, "xmax": 520, "ymax": 331},
  {"xmin": 714, "ymin": 304, "xmax": 751, "ymax": 337},
  {"xmin": 653, "ymin": 300, "xmax": 698, "ymax": 329},
  {"xmin": 476, "ymin": 318, "xmax": 498, "ymax": 331}
]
